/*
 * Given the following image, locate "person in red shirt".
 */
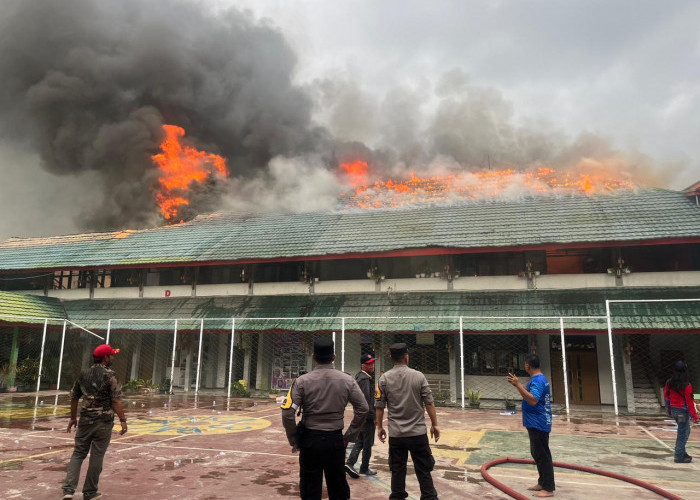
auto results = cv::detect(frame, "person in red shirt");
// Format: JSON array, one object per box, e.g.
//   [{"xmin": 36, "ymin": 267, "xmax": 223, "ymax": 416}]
[{"xmin": 664, "ymin": 360, "xmax": 699, "ymax": 464}]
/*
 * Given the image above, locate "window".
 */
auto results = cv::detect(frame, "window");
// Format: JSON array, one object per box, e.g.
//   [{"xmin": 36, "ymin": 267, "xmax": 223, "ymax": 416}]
[
  {"xmin": 198, "ymin": 266, "xmax": 246, "ymax": 285},
  {"xmin": 465, "ymin": 335, "xmax": 528, "ymax": 376},
  {"xmin": 111, "ymin": 269, "xmax": 142, "ymax": 287},
  {"xmin": 394, "ymin": 333, "xmax": 450, "ymax": 375},
  {"xmin": 0, "ymin": 273, "xmax": 48, "ymax": 291},
  {"xmin": 93, "ymin": 270, "xmax": 111, "ymax": 288},
  {"xmin": 53, "ymin": 270, "xmax": 92, "ymax": 289},
  {"xmin": 151, "ymin": 267, "xmax": 194, "ymax": 286}
]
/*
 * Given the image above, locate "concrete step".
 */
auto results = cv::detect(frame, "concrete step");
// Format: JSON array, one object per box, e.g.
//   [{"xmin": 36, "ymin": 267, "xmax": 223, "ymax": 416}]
[{"xmin": 634, "ymin": 391, "xmax": 657, "ymax": 396}]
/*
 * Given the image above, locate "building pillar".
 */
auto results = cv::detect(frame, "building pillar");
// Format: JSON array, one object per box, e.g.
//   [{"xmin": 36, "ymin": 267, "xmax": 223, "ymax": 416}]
[
  {"xmin": 81, "ymin": 333, "xmax": 92, "ymax": 370},
  {"xmin": 622, "ymin": 343, "xmax": 636, "ymax": 413},
  {"xmin": 344, "ymin": 333, "xmax": 362, "ymax": 375},
  {"xmin": 130, "ymin": 335, "xmax": 142, "ymax": 381},
  {"xmin": 242, "ymin": 334, "xmax": 252, "ymax": 387},
  {"xmin": 533, "ymin": 334, "xmax": 551, "ymax": 380},
  {"xmin": 184, "ymin": 344, "xmax": 193, "ymax": 392},
  {"xmin": 7, "ymin": 327, "xmax": 19, "ymax": 388},
  {"xmin": 152, "ymin": 334, "xmax": 163, "ymax": 384},
  {"xmin": 216, "ymin": 333, "xmax": 227, "ymax": 388},
  {"xmin": 449, "ymin": 334, "xmax": 457, "ymax": 402},
  {"xmin": 255, "ymin": 333, "xmax": 271, "ymax": 391}
]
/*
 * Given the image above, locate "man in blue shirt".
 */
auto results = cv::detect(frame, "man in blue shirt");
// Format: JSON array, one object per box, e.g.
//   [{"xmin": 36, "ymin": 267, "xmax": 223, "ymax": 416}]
[{"xmin": 507, "ymin": 353, "xmax": 554, "ymax": 497}]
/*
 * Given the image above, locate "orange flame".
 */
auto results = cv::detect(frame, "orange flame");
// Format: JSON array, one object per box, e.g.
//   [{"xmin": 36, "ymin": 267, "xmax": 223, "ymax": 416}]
[
  {"xmin": 152, "ymin": 124, "xmax": 228, "ymax": 220},
  {"xmin": 340, "ymin": 160, "xmax": 369, "ymax": 186},
  {"xmin": 341, "ymin": 165, "xmax": 635, "ymax": 209}
]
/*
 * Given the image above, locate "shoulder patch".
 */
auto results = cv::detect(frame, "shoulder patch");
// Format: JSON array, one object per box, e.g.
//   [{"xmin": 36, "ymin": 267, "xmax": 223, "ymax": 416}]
[
  {"xmin": 280, "ymin": 380, "xmax": 295, "ymax": 410},
  {"xmin": 375, "ymin": 385, "xmax": 382, "ymax": 400}
]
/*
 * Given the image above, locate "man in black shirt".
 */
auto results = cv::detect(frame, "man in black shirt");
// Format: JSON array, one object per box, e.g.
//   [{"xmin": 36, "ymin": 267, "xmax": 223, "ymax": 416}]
[
  {"xmin": 61, "ymin": 344, "xmax": 127, "ymax": 500},
  {"xmin": 345, "ymin": 353, "xmax": 377, "ymax": 478}
]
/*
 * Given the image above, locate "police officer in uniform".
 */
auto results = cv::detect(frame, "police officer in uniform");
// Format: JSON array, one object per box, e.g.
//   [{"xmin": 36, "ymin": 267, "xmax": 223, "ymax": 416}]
[
  {"xmin": 61, "ymin": 344, "xmax": 127, "ymax": 500},
  {"xmin": 281, "ymin": 338, "xmax": 369, "ymax": 500},
  {"xmin": 376, "ymin": 343, "xmax": 440, "ymax": 500}
]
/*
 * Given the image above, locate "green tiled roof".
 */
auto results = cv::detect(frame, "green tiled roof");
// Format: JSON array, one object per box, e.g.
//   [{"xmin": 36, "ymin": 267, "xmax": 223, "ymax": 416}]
[
  {"xmin": 0, "ymin": 189, "xmax": 698, "ymax": 271},
  {"xmin": 60, "ymin": 287, "xmax": 700, "ymax": 333},
  {"xmin": 0, "ymin": 291, "xmax": 67, "ymax": 324}
]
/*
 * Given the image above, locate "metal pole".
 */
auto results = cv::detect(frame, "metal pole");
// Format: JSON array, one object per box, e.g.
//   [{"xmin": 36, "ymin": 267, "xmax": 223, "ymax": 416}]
[
  {"xmin": 459, "ymin": 316, "xmax": 465, "ymax": 409},
  {"xmin": 55, "ymin": 320, "xmax": 68, "ymax": 408},
  {"xmin": 559, "ymin": 317, "xmax": 570, "ymax": 416},
  {"xmin": 56, "ymin": 320, "xmax": 68, "ymax": 391},
  {"xmin": 169, "ymin": 320, "xmax": 178, "ymax": 394},
  {"xmin": 605, "ymin": 300, "xmax": 619, "ymax": 416},
  {"xmin": 195, "ymin": 318, "xmax": 204, "ymax": 395},
  {"xmin": 341, "ymin": 318, "xmax": 346, "ymax": 372},
  {"xmin": 36, "ymin": 319, "xmax": 49, "ymax": 393},
  {"xmin": 106, "ymin": 319, "xmax": 112, "ymax": 345},
  {"xmin": 227, "ymin": 318, "xmax": 235, "ymax": 399}
]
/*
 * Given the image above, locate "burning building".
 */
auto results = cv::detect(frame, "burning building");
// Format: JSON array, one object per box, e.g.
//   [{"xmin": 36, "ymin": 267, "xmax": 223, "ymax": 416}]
[{"xmin": 0, "ymin": 182, "xmax": 699, "ymax": 414}]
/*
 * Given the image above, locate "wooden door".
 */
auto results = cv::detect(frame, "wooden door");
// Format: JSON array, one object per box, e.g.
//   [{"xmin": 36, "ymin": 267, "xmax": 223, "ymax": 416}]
[
  {"xmin": 570, "ymin": 352, "xmax": 600, "ymax": 405},
  {"xmin": 550, "ymin": 351, "xmax": 600, "ymax": 405},
  {"xmin": 551, "ymin": 352, "xmax": 565, "ymax": 403}
]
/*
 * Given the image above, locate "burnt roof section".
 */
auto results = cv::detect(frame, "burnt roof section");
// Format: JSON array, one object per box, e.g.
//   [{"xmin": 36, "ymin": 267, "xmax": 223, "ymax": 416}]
[{"xmin": 0, "ymin": 188, "xmax": 698, "ymax": 272}]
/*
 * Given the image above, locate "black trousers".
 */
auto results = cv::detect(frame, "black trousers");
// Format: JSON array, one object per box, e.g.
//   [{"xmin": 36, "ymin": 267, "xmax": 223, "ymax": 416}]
[
  {"xmin": 527, "ymin": 427, "xmax": 555, "ymax": 492},
  {"xmin": 346, "ymin": 419, "xmax": 375, "ymax": 472},
  {"xmin": 388, "ymin": 434, "xmax": 438, "ymax": 500},
  {"xmin": 299, "ymin": 429, "xmax": 349, "ymax": 500}
]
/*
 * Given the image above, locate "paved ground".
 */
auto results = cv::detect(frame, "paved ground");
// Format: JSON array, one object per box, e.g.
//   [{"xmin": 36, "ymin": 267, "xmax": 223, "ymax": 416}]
[{"xmin": 0, "ymin": 392, "xmax": 698, "ymax": 499}]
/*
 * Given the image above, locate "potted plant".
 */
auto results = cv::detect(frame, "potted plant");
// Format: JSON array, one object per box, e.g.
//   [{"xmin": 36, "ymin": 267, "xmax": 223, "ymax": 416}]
[
  {"xmin": 158, "ymin": 379, "xmax": 171, "ymax": 394},
  {"xmin": 230, "ymin": 380, "xmax": 250, "ymax": 398},
  {"xmin": 15, "ymin": 357, "xmax": 41, "ymax": 392},
  {"xmin": 121, "ymin": 378, "xmax": 148, "ymax": 394},
  {"xmin": 0, "ymin": 363, "xmax": 8, "ymax": 393},
  {"xmin": 433, "ymin": 390, "xmax": 451, "ymax": 405},
  {"xmin": 504, "ymin": 397, "xmax": 517, "ymax": 411},
  {"xmin": 466, "ymin": 388, "xmax": 481, "ymax": 408},
  {"xmin": 42, "ymin": 357, "xmax": 59, "ymax": 390}
]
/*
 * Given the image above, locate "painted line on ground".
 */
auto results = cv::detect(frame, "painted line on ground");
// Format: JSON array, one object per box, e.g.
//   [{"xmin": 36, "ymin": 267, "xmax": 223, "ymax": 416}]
[
  {"xmin": 0, "ymin": 432, "xmax": 144, "ymax": 466},
  {"xmin": 638, "ymin": 425, "xmax": 699, "ymax": 471},
  {"xmin": 492, "ymin": 470, "xmax": 698, "ymax": 495},
  {"xmin": 116, "ymin": 433, "xmax": 186, "ymax": 452}
]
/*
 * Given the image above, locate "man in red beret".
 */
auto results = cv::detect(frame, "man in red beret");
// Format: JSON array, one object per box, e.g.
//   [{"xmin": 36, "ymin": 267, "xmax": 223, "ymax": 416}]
[
  {"xmin": 61, "ymin": 344, "xmax": 127, "ymax": 500},
  {"xmin": 345, "ymin": 353, "xmax": 378, "ymax": 478}
]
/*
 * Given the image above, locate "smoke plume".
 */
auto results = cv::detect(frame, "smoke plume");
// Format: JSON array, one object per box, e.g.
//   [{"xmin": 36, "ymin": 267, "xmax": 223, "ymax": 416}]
[
  {"xmin": 0, "ymin": 1, "xmax": 675, "ymax": 239},
  {"xmin": 0, "ymin": 0, "xmax": 325, "ymax": 231}
]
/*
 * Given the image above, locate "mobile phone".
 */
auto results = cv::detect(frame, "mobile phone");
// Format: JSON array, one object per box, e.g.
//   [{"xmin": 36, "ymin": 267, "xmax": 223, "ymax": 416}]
[{"xmin": 508, "ymin": 368, "xmax": 515, "ymax": 376}]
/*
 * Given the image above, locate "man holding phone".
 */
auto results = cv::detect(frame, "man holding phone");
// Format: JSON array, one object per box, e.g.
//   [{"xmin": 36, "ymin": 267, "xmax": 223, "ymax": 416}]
[
  {"xmin": 61, "ymin": 344, "xmax": 127, "ymax": 500},
  {"xmin": 507, "ymin": 354, "xmax": 555, "ymax": 498}
]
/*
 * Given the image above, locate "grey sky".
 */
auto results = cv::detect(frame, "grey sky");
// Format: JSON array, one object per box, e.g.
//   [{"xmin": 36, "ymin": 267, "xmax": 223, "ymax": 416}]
[{"xmin": 224, "ymin": 0, "xmax": 700, "ymax": 185}]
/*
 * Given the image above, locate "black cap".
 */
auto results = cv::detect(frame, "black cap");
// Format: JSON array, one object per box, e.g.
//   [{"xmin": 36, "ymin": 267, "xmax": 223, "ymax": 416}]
[
  {"xmin": 389, "ymin": 343, "xmax": 408, "ymax": 358},
  {"xmin": 360, "ymin": 353, "xmax": 376, "ymax": 364},
  {"xmin": 314, "ymin": 338, "xmax": 334, "ymax": 362}
]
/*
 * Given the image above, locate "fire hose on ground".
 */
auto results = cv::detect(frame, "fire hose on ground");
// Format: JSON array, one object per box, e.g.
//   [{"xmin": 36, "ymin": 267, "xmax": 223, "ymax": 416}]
[{"xmin": 480, "ymin": 457, "xmax": 686, "ymax": 500}]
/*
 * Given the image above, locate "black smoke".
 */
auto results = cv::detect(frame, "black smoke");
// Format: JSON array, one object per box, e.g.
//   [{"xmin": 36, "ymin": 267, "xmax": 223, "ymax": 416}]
[
  {"xmin": 0, "ymin": 0, "xmax": 327, "ymax": 230},
  {"xmin": 0, "ymin": 1, "xmax": 671, "ymax": 236}
]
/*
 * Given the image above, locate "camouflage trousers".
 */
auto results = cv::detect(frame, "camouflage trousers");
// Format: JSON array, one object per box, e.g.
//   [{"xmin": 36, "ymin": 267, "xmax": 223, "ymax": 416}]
[{"xmin": 62, "ymin": 418, "xmax": 114, "ymax": 498}]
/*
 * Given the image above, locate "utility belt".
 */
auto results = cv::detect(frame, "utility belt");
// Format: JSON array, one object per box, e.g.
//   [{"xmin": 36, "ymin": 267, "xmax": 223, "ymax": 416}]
[
  {"xmin": 296, "ymin": 423, "xmax": 343, "ymax": 444},
  {"xmin": 80, "ymin": 408, "xmax": 114, "ymax": 423}
]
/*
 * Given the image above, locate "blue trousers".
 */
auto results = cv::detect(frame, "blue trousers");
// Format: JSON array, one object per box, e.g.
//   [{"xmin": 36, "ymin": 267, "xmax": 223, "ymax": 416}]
[{"xmin": 670, "ymin": 407, "xmax": 691, "ymax": 460}]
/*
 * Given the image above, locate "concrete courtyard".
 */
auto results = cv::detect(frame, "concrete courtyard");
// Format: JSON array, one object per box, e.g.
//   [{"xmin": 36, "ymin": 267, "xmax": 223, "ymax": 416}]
[{"xmin": 0, "ymin": 392, "xmax": 697, "ymax": 499}]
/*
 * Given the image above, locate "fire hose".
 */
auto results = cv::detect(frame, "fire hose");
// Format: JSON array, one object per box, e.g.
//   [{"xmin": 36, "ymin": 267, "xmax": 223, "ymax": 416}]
[{"xmin": 480, "ymin": 457, "xmax": 686, "ymax": 500}]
